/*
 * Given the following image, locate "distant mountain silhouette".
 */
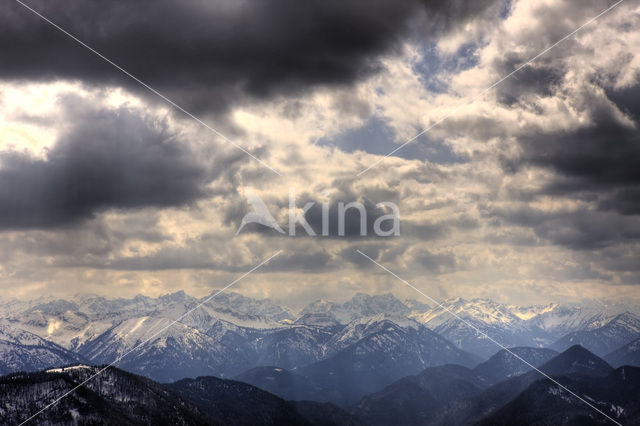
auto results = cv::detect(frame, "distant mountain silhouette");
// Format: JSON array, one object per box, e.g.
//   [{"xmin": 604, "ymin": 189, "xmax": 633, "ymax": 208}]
[
  {"xmin": 605, "ymin": 337, "xmax": 640, "ymax": 368},
  {"xmin": 296, "ymin": 317, "xmax": 479, "ymax": 404},
  {"xmin": 351, "ymin": 345, "xmax": 628, "ymax": 426},
  {"xmin": 477, "ymin": 366, "xmax": 640, "ymax": 425},
  {"xmin": 435, "ymin": 345, "xmax": 614, "ymax": 425},
  {"xmin": 539, "ymin": 344, "xmax": 613, "ymax": 377},
  {"xmin": 471, "ymin": 347, "xmax": 558, "ymax": 386},
  {"xmin": 350, "ymin": 364, "xmax": 483, "ymax": 426}
]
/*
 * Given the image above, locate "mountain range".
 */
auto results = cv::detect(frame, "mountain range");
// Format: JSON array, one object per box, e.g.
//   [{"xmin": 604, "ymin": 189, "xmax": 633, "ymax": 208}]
[
  {"xmin": 350, "ymin": 345, "xmax": 638, "ymax": 425},
  {"xmin": 2, "ymin": 346, "xmax": 638, "ymax": 425},
  {"xmin": 1, "ymin": 291, "xmax": 639, "ymax": 388}
]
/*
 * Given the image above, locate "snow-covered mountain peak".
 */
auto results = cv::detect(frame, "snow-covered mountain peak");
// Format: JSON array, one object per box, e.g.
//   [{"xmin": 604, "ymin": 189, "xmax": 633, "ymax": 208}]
[
  {"xmin": 344, "ymin": 313, "xmax": 421, "ymax": 330},
  {"xmin": 411, "ymin": 297, "xmax": 523, "ymax": 329},
  {"xmin": 608, "ymin": 312, "xmax": 640, "ymax": 332},
  {"xmin": 203, "ymin": 291, "xmax": 294, "ymax": 322},
  {"xmin": 325, "ymin": 314, "xmax": 422, "ymax": 354},
  {"xmin": 342, "ymin": 292, "xmax": 410, "ymax": 317},
  {"xmin": 297, "ymin": 292, "xmax": 411, "ymax": 325},
  {"xmin": 298, "ymin": 299, "xmax": 338, "ymax": 314},
  {"xmin": 510, "ymin": 303, "xmax": 560, "ymax": 320}
]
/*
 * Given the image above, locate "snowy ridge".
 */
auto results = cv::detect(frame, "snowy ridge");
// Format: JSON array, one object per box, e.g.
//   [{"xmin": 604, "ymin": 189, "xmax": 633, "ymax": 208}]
[
  {"xmin": 0, "ymin": 322, "xmax": 86, "ymax": 375},
  {"xmin": 298, "ymin": 293, "xmax": 411, "ymax": 324},
  {"xmin": 0, "ymin": 291, "xmax": 638, "ymax": 382}
]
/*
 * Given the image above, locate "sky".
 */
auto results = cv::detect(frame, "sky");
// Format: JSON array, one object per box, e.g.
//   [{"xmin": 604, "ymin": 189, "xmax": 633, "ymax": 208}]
[{"xmin": 0, "ymin": 0, "xmax": 639, "ymax": 308}]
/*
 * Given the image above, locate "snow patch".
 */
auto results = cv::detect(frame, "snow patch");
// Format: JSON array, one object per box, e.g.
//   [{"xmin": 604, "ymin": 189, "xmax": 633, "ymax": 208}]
[
  {"xmin": 46, "ymin": 319, "xmax": 61, "ymax": 335},
  {"xmin": 46, "ymin": 365, "xmax": 92, "ymax": 373}
]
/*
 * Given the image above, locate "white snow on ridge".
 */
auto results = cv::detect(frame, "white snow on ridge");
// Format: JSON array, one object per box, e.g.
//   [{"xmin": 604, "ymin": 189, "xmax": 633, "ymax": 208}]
[
  {"xmin": 1, "ymin": 290, "xmax": 639, "ymax": 379},
  {"xmin": 46, "ymin": 365, "xmax": 92, "ymax": 373}
]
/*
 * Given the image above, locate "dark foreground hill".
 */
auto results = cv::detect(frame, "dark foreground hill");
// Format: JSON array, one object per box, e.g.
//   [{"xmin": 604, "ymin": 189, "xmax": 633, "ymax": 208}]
[
  {"xmin": 477, "ymin": 366, "xmax": 640, "ymax": 425},
  {"xmin": 350, "ymin": 345, "xmax": 638, "ymax": 426},
  {"xmin": 0, "ymin": 365, "xmax": 360, "ymax": 425}
]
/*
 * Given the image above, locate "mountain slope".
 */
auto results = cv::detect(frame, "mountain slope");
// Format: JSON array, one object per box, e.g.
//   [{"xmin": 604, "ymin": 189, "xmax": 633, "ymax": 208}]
[
  {"xmin": 471, "ymin": 347, "xmax": 559, "ymax": 386},
  {"xmin": 298, "ymin": 293, "xmax": 411, "ymax": 325},
  {"xmin": 605, "ymin": 337, "xmax": 640, "ymax": 368},
  {"xmin": 168, "ymin": 375, "xmax": 361, "ymax": 425},
  {"xmin": 291, "ymin": 401, "xmax": 365, "ymax": 426},
  {"xmin": 409, "ymin": 299, "xmax": 635, "ymax": 359},
  {"xmin": 411, "ymin": 298, "xmax": 552, "ymax": 358},
  {"xmin": 235, "ymin": 366, "xmax": 326, "ymax": 401},
  {"xmin": 297, "ymin": 316, "xmax": 480, "ymax": 404},
  {"xmin": 433, "ymin": 345, "xmax": 614, "ymax": 425},
  {"xmin": 0, "ymin": 365, "xmax": 364, "ymax": 425},
  {"xmin": 0, "ymin": 365, "xmax": 209, "ymax": 425},
  {"xmin": 350, "ymin": 347, "xmax": 558, "ymax": 426},
  {"xmin": 249, "ymin": 325, "xmax": 335, "ymax": 369},
  {"xmin": 167, "ymin": 376, "xmax": 310, "ymax": 425},
  {"xmin": 477, "ymin": 366, "xmax": 640, "ymax": 425},
  {"xmin": 78, "ymin": 316, "xmax": 251, "ymax": 382},
  {"xmin": 550, "ymin": 312, "xmax": 640, "ymax": 356},
  {"xmin": 0, "ymin": 323, "xmax": 88, "ymax": 375},
  {"xmin": 350, "ymin": 364, "xmax": 484, "ymax": 426}
]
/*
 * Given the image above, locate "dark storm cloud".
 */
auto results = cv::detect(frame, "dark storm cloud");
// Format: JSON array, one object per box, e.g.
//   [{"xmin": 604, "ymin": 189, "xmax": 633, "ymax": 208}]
[
  {"xmin": 345, "ymin": 243, "xmax": 459, "ymax": 273},
  {"xmin": 0, "ymin": 213, "xmax": 170, "ymax": 268},
  {"xmin": 518, "ymin": 118, "xmax": 640, "ymax": 187},
  {"xmin": 0, "ymin": 0, "xmax": 497, "ymax": 112},
  {"xmin": 0, "ymin": 100, "xmax": 223, "ymax": 229},
  {"xmin": 264, "ymin": 250, "xmax": 331, "ymax": 272},
  {"xmin": 502, "ymin": 83, "xmax": 640, "ymax": 218},
  {"xmin": 73, "ymin": 243, "xmax": 331, "ymax": 273},
  {"xmin": 339, "ymin": 242, "xmax": 403, "ymax": 268},
  {"xmin": 599, "ymin": 188, "xmax": 640, "ymax": 215},
  {"xmin": 489, "ymin": 206, "xmax": 640, "ymax": 250},
  {"xmin": 409, "ymin": 247, "xmax": 458, "ymax": 273},
  {"xmin": 606, "ymin": 84, "xmax": 640, "ymax": 122},
  {"xmin": 494, "ymin": 61, "xmax": 564, "ymax": 106}
]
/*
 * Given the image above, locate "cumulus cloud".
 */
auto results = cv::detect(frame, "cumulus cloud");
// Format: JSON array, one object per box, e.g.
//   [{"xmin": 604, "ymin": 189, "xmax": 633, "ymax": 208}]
[{"xmin": 1, "ymin": 0, "xmax": 640, "ymax": 306}]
